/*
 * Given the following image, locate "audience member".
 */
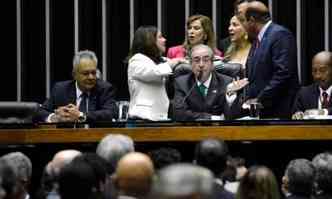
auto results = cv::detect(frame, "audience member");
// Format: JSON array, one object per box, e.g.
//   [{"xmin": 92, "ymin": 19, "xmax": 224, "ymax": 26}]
[
  {"xmin": 112, "ymin": 152, "xmax": 154, "ymax": 199},
  {"xmin": 96, "ymin": 134, "xmax": 135, "ymax": 173},
  {"xmin": 148, "ymin": 147, "xmax": 182, "ymax": 170},
  {"xmin": 222, "ymin": 156, "xmax": 247, "ymax": 193},
  {"xmin": 1, "ymin": 152, "xmax": 32, "ymax": 199},
  {"xmin": 127, "ymin": 26, "xmax": 185, "ymax": 121},
  {"xmin": 0, "ymin": 159, "xmax": 17, "ymax": 199},
  {"xmin": 236, "ymin": 165, "xmax": 280, "ymax": 199},
  {"xmin": 58, "ymin": 153, "xmax": 108, "ymax": 199},
  {"xmin": 168, "ymin": 14, "xmax": 222, "ymax": 60},
  {"xmin": 292, "ymin": 51, "xmax": 332, "ymax": 119},
  {"xmin": 218, "ymin": 14, "xmax": 251, "ymax": 78},
  {"xmin": 281, "ymin": 159, "xmax": 315, "ymax": 199},
  {"xmin": 312, "ymin": 152, "xmax": 332, "ymax": 199},
  {"xmin": 36, "ymin": 149, "xmax": 81, "ymax": 199},
  {"xmin": 152, "ymin": 163, "xmax": 214, "ymax": 199},
  {"xmin": 241, "ymin": 1, "xmax": 299, "ymax": 119},
  {"xmin": 172, "ymin": 44, "xmax": 248, "ymax": 121},
  {"xmin": 194, "ymin": 139, "xmax": 234, "ymax": 199},
  {"xmin": 36, "ymin": 50, "xmax": 118, "ymax": 123}
]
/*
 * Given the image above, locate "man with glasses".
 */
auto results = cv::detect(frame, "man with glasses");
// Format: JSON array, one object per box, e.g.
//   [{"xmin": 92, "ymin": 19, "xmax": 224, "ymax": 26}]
[
  {"xmin": 36, "ymin": 50, "xmax": 118, "ymax": 123},
  {"xmin": 172, "ymin": 44, "xmax": 248, "ymax": 121}
]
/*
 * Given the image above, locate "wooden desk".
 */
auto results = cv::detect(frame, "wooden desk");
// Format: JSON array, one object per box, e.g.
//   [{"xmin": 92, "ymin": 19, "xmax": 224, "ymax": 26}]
[{"xmin": 0, "ymin": 124, "xmax": 332, "ymax": 144}]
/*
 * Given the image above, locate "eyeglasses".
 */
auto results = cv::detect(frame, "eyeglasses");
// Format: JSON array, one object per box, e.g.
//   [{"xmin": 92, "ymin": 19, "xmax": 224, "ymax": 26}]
[{"xmin": 191, "ymin": 56, "xmax": 212, "ymax": 64}]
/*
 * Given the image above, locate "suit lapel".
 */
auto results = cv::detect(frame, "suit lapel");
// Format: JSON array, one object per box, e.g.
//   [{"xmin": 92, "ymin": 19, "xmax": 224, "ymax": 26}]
[
  {"xmin": 206, "ymin": 73, "xmax": 222, "ymax": 107},
  {"xmin": 67, "ymin": 81, "xmax": 77, "ymax": 105},
  {"xmin": 312, "ymin": 85, "xmax": 320, "ymax": 108}
]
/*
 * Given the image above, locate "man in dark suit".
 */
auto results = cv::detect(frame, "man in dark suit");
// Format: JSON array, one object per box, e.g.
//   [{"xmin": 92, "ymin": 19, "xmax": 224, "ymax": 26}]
[
  {"xmin": 292, "ymin": 51, "xmax": 332, "ymax": 118},
  {"xmin": 194, "ymin": 139, "xmax": 235, "ymax": 199},
  {"xmin": 241, "ymin": 1, "xmax": 299, "ymax": 119},
  {"xmin": 36, "ymin": 50, "xmax": 118, "ymax": 123},
  {"xmin": 172, "ymin": 44, "xmax": 248, "ymax": 121}
]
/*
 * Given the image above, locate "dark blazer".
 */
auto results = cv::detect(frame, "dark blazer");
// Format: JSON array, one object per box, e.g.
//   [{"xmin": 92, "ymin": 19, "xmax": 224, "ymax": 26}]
[
  {"xmin": 246, "ymin": 22, "xmax": 299, "ymax": 119},
  {"xmin": 36, "ymin": 79, "xmax": 118, "ymax": 122},
  {"xmin": 172, "ymin": 72, "xmax": 241, "ymax": 121},
  {"xmin": 292, "ymin": 83, "xmax": 332, "ymax": 114}
]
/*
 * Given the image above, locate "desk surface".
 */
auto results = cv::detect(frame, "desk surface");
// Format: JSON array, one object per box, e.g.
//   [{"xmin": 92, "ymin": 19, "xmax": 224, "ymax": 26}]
[{"xmin": 0, "ymin": 121, "xmax": 332, "ymax": 144}]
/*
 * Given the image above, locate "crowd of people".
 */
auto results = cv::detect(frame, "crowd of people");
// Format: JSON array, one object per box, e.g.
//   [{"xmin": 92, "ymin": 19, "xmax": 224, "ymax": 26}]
[
  {"xmin": 29, "ymin": 0, "xmax": 332, "ymax": 124},
  {"xmin": 0, "ymin": 135, "xmax": 332, "ymax": 199}
]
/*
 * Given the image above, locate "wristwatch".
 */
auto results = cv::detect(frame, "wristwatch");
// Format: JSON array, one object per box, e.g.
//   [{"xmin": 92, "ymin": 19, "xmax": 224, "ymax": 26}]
[{"xmin": 78, "ymin": 112, "xmax": 87, "ymax": 122}]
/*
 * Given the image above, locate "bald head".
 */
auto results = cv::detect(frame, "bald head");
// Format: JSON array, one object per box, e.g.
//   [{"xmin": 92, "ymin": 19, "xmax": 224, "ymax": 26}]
[
  {"xmin": 114, "ymin": 152, "xmax": 154, "ymax": 198},
  {"xmin": 244, "ymin": 1, "xmax": 270, "ymax": 23},
  {"xmin": 312, "ymin": 51, "xmax": 332, "ymax": 90},
  {"xmin": 50, "ymin": 149, "xmax": 82, "ymax": 176}
]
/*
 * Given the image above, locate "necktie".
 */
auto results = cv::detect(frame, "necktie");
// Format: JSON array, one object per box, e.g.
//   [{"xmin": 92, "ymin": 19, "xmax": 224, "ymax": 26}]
[
  {"xmin": 252, "ymin": 38, "xmax": 260, "ymax": 55},
  {"xmin": 322, "ymin": 91, "xmax": 329, "ymax": 109},
  {"xmin": 79, "ymin": 93, "xmax": 88, "ymax": 113},
  {"xmin": 198, "ymin": 84, "xmax": 207, "ymax": 97}
]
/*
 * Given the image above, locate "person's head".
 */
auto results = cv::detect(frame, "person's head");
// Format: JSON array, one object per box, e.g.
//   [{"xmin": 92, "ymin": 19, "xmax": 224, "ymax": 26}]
[
  {"xmin": 228, "ymin": 15, "xmax": 248, "ymax": 44},
  {"xmin": 58, "ymin": 153, "xmax": 108, "ymax": 199},
  {"xmin": 1, "ymin": 152, "xmax": 32, "ymax": 199},
  {"xmin": 184, "ymin": 15, "xmax": 216, "ymax": 52},
  {"xmin": 312, "ymin": 152, "xmax": 332, "ymax": 195},
  {"xmin": 194, "ymin": 138, "xmax": 229, "ymax": 177},
  {"xmin": 0, "ymin": 159, "xmax": 17, "ymax": 199},
  {"xmin": 129, "ymin": 26, "xmax": 166, "ymax": 63},
  {"xmin": 241, "ymin": 1, "xmax": 271, "ymax": 42},
  {"xmin": 236, "ymin": 165, "xmax": 280, "ymax": 199},
  {"xmin": 72, "ymin": 50, "xmax": 98, "ymax": 93},
  {"xmin": 96, "ymin": 134, "xmax": 135, "ymax": 173},
  {"xmin": 190, "ymin": 44, "xmax": 215, "ymax": 82},
  {"xmin": 152, "ymin": 163, "xmax": 214, "ymax": 199},
  {"xmin": 282, "ymin": 159, "xmax": 315, "ymax": 197},
  {"xmin": 49, "ymin": 149, "xmax": 82, "ymax": 177},
  {"xmin": 234, "ymin": 0, "xmax": 255, "ymax": 15},
  {"xmin": 113, "ymin": 152, "xmax": 154, "ymax": 198},
  {"xmin": 311, "ymin": 51, "xmax": 332, "ymax": 90},
  {"xmin": 148, "ymin": 147, "xmax": 182, "ymax": 170}
]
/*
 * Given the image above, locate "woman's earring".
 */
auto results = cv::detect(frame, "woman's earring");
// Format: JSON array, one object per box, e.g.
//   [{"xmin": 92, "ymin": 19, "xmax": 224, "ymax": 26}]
[{"xmin": 244, "ymin": 33, "xmax": 248, "ymax": 40}]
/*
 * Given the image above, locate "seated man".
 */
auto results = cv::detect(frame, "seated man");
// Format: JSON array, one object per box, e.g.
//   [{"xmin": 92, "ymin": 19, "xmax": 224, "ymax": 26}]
[
  {"xmin": 172, "ymin": 44, "xmax": 247, "ymax": 121},
  {"xmin": 36, "ymin": 50, "xmax": 118, "ymax": 123},
  {"xmin": 292, "ymin": 51, "xmax": 332, "ymax": 119}
]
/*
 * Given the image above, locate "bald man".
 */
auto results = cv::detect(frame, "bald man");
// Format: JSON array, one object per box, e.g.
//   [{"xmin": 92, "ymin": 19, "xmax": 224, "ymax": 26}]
[
  {"xmin": 113, "ymin": 152, "xmax": 154, "ymax": 199},
  {"xmin": 49, "ymin": 149, "xmax": 82, "ymax": 176},
  {"xmin": 241, "ymin": 1, "xmax": 299, "ymax": 119},
  {"xmin": 292, "ymin": 51, "xmax": 332, "ymax": 118}
]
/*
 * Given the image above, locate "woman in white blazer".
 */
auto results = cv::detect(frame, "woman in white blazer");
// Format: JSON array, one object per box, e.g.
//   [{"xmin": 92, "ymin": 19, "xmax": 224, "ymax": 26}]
[{"xmin": 127, "ymin": 26, "xmax": 185, "ymax": 121}]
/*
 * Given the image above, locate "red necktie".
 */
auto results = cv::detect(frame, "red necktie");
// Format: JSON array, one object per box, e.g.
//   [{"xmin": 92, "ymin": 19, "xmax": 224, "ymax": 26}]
[{"xmin": 322, "ymin": 92, "xmax": 329, "ymax": 109}]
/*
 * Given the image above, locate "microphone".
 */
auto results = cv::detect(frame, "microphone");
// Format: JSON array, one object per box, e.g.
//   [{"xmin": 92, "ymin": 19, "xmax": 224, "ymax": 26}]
[{"xmin": 181, "ymin": 71, "xmax": 203, "ymax": 104}]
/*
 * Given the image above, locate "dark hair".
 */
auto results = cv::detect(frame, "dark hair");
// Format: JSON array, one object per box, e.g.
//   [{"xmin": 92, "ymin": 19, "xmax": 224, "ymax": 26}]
[
  {"xmin": 148, "ymin": 147, "xmax": 182, "ymax": 170},
  {"xmin": 233, "ymin": 0, "xmax": 255, "ymax": 14},
  {"xmin": 245, "ymin": 5, "xmax": 271, "ymax": 23},
  {"xmin": 58, "ymin": 153, "xmax": 108, "ymax": 199},
  {"xmin": 285, "ymin": 159, "xmax": 315, "ymax": 196},
  {"xmin": 0, "ymin": 159, "xmax": 17, "ymax": 198},
  {"xmin": 194, "ymin": 139, "xmax": 229, "ymax": 176},
  {"xmin": 128, "ymin": 26, "xmax": 163, "ymax": 64}
]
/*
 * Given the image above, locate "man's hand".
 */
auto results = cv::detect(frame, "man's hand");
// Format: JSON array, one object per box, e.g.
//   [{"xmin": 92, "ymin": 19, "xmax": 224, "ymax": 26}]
[
  {"xmin": 53, "ymin": 104, "xmax": 80, "ymax": 122},
  {"xmin": 292, "ymin": 111, "xmax": 304, "ymax": 120},
  {"xmin": 226, "ymin": 78, "xmax": 249, "ymax": 95},
  {"xmin": 242, "ymin": 98, "xmax": 259, "ymax": 109}
]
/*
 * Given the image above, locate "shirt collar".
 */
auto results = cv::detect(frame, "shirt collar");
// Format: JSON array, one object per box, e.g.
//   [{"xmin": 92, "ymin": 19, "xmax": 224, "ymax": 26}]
[
  {"xmin": 258, "ymin": 20, "xmax": 272, "ymax": 42},
  {"xmin": 76, "ymin": 82, "xmax": 84, "ymax": 98},
  {"xmin": 197, "ymin": 73, "xmax": 212, "ymax": 88},
  {"xmin": 319, "ymin": 85, "xmax": 332, "ymax": 96}
]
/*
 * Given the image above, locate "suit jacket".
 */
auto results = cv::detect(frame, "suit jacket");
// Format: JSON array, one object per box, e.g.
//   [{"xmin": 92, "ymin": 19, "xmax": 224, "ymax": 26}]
[
  {"xmin": 213, "ymin": 183, "xmax": 235, "ymax": 199},
  {"xmin": 167, "ymin": 45, "xmax": 223, "ymax": 59},
  {"xmin": 246, "ymin": 22, "xmax": 299, "ymax": 119},
  {"xmin": 127, "ymin": 53, "xmax": 172, "ymax": 121},
  {"xmin": 292, "ymin": 83, "xmax": 332, "ymax": 114},
  {"xmin": 36, "ymin": 79, "xmax": 118, "ymax": 122},
  {"xmin": 172, "ymin": 72, "xmax": 241, "ymax": 121}
]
